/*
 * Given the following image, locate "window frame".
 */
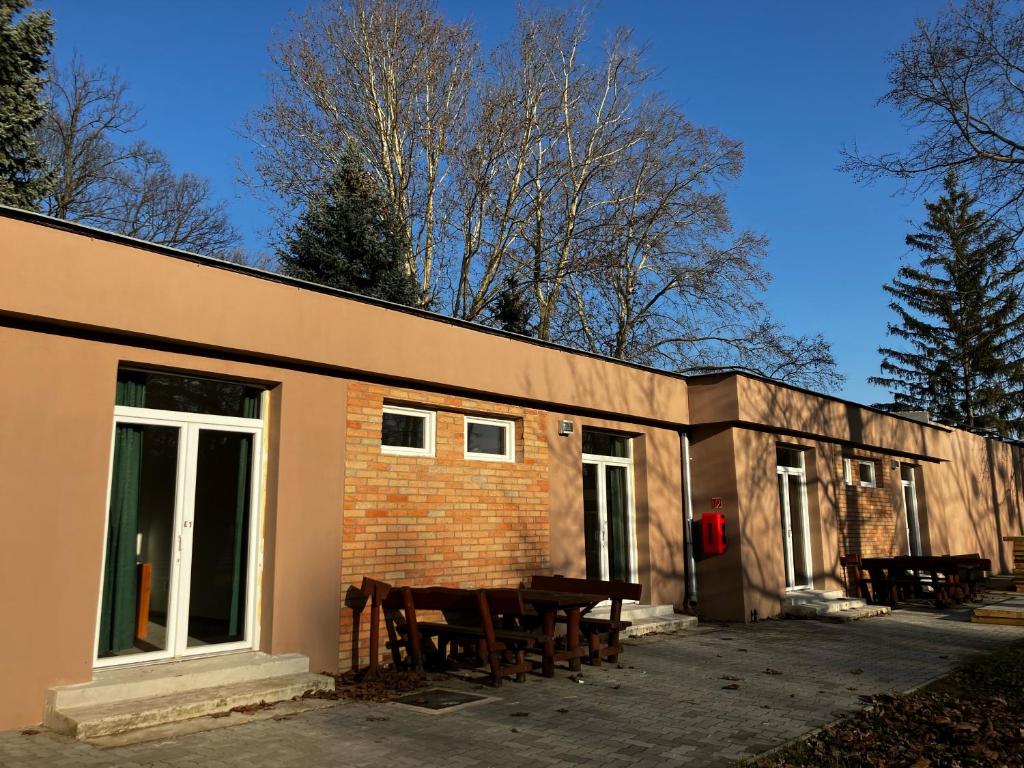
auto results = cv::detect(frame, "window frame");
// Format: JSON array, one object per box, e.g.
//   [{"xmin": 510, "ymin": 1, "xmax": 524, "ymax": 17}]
[
  {"xmin": 843, "ymin": 457, "xmax": 877, "ymax": 488},
  {"xmin": 463, "ymin": 415, "xmax": 516, "ymax": 463},
  {"xmin": 380, "ymin": 405, "xmax": 436, "ymax": 458}
]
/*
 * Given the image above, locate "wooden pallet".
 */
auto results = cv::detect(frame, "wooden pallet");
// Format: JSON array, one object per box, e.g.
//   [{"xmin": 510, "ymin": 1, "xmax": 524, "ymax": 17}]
[{"xmin": 971, "ymin": 595, "xmax": 1024, "ymax": 626}]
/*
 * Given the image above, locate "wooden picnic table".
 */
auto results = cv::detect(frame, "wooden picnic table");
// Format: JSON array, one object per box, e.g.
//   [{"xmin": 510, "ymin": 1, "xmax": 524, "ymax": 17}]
[{"xmin": 519, "ymin": 588, "xmax": 599, "ymax": 677}]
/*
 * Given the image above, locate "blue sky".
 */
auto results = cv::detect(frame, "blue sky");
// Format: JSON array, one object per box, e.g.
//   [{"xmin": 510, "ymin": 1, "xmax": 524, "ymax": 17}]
[{"xmin": 35, "ymin": 0, "xmax": 943, "ymax": 404}]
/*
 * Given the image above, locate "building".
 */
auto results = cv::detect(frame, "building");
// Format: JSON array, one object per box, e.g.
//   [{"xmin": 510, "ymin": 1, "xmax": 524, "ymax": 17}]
[{"xmin": 1, "ymin": 206, "xmax": 1022, "ymax": 730}]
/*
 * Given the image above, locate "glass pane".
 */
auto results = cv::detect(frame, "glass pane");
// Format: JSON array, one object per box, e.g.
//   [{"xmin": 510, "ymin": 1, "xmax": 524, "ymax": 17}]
[
  {"xmin": 905, "ymin": 485, "xmax": 922, "ymax": 555},
  {"xmin": 606, "ymin": 466, "xmax": 631, "ymax": 582},
  {"xmin": 789, "ymin": 474, "xmax": 811, "ymax": 587},
  {"xmin": 776, "ymin": 446, "xmax": 803, "ymax": 469},
  {"xmin": 582, "ymin": 463, "xmax": 602, "ymax": 579},
  {"xmin": 187, "ymin": 430, "xmax": 253, "ymax": 647},
  {"xmin": 858, "ymin": 461, "xmax": 875, "ymax": 485},
  {"xmin": 382, "ymin": 411, "xmax": 425, "ymax": 449},
  {"xmin": 467, "ymin": 421, "xmax": 507, "ymax": 455},
  {"xmin": 901, "ymin": 464, "xmax": 915, "ymax": 483},
  {"xmin": 582, "ymin": 429, "xmax": 630, "ymax": 458},
  {"xmin": 98, "ymin": 424, "xmax": 179, "ymax": 658},
  {"xmin": 116, "ymin": 369, "xmax": 262, "ymax": 418},
  {"xmin": 777, "ymin": 473, "xmax": 792, "ymax": 588}
]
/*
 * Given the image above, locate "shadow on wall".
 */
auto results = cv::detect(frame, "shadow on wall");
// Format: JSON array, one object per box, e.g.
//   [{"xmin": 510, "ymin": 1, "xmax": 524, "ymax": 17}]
[
  {"xmin": 517, "ymin": 362, "xmax": 687, "ymax": 609},
  {"xmin": 926, "ymin": 430, "xmax": 1024, "ymax": 572},
  {"xmin": 734, "ymin": 383, "xmax": 853, "ymax": 618}
]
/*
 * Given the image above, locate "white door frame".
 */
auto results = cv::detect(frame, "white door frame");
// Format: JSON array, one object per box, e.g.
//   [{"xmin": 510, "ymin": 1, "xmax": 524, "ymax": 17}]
[
  {"xmin": 901, "ymin": 465, "xmax": 922, "ymax": 556},
  {"xmin": 94, "ymin": 406, "xmax": 264, "ymax": 668},
  {"xmin": 777, "ymin": 454, "xmax": 813, "ymax": 591},
  {"xmin": 582, "ymin": 450, "xmax": 638, "ymax": 584}
]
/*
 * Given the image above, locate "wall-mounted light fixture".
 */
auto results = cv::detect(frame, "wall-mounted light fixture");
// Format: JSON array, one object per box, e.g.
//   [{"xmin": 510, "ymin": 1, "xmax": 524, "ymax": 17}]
[{"xmin": 558, "ymin": 419, "xmax": 574, "ymax": 436}]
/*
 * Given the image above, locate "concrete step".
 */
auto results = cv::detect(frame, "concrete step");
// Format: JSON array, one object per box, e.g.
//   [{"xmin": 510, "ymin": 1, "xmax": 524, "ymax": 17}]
[
  {"xmin": 621, "ymin": 614, "xmax": 698, "ymax": 637},
  {"xmin": 589, "ymin": 603, "xmax": 676, "ymax": 622},
  {"xmin": 46, "ymin": 671, "xmax": 334, "ymax": 740},
  {"xmin": 781, "ymin": 589, "xmax": 868, "ymax": 614},
  {"xmin": 787, "ymin": 603, "xmax": 891, "ymax": 622},
  {"xmin": 47, "ymin": 652, "xmax": 312, "ymax": 711}
]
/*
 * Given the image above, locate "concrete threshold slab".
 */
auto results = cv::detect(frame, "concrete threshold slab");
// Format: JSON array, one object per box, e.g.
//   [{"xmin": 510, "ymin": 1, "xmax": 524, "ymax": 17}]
[{"xmin": 83, "ymin": 698, "xmax": 338, "ymax": 748}]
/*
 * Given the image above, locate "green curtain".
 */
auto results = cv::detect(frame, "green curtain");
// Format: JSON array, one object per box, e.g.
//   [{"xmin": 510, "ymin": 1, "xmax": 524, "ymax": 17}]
[
  {"xmin": 228, "ymin": 433, "xmax": 252, "ymax": 638},
  {"xmin": 115, "ymin": 371, "xmax": 147, "ymax": 407},
  {"xmin": 98, "ymin": 425, "xmax": 144, "ymax": 654},
  {"xmin": 99, "ymin": 377, "xmax": 146, "ymax": 655}
]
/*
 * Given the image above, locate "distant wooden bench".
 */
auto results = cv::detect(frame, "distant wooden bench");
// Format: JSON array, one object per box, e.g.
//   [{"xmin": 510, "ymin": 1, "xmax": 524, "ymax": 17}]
[
  {"xmin": 404, "ymin": 586, "xmax": 548, "ymax": 686},
  {"xmin": 528, "ymin": 575, "xmax": 643, "ymax": 666}
]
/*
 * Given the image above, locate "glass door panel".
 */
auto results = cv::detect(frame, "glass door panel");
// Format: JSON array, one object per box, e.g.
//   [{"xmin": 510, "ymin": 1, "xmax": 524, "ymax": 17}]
[
  {"xmin": 186, "ymin": 430, "xmax": 254, "ymax": 648},
  {"xmin": 788, "ymin": 474, "xmax": 811, "ymax": 588},
  {"xmin": 904, "ymin": 485, "xmax": 919, "ymax": 555},
  {"xmin": 582, "ymin": 463, "xmax": 602, "ymax": 579},
  {"xmin": 777, "ymin": 473, "xmax": 794, "ymax": 588},
  {"xmin": 606, "ymin": 465, "xmax": 631, "ymax": 582},
  {"xmin": 98, "ymin": 423, "xmax": 180, "ymax": 660}
]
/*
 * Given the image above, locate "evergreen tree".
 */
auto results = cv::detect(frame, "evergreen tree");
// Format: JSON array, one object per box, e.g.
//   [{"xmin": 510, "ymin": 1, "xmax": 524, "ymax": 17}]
[
  {"xmin": 871, "ymin": 170, "xmax": 1024, "ymax": 435},
  {"xmin": 279, "ymin": 145, "xmax": 419, "ymax": 306},
  {"xmin": 492, "ymin": 275, "xmax": 533, "ymax": 335},
  {"xmin": 0, "ymin": 0, "xmax": 52, "ymax": 209}
]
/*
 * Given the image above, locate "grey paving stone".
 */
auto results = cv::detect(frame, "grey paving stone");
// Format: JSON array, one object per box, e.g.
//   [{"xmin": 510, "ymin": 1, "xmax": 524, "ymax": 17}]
[{"xmin": 2, "ymin": 606, "xmax": 1022, "ymax": 767}]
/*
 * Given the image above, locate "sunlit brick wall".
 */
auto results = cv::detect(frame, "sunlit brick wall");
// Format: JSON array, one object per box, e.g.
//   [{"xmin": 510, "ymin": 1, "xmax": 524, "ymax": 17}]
[
  {"xmin": 338, "ymin": 381, "xmax": 551, "ymax": 670},
  {"xmin": 835, "ymin": 450, "xmax": 906, "ymax": 557}
]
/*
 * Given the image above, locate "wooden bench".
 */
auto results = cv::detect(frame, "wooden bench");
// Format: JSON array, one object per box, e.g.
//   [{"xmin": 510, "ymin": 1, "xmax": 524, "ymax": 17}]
[
  {"xmin": 404, "ymin": 586, "xmax": 547, "ymax": 686},
  {"xmin": 529, "ymin": 575, "xmax": 643, "ymax": 666}
]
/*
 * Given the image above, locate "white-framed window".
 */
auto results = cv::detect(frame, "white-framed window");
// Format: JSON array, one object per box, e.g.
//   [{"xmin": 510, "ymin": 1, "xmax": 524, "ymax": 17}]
[
  {"xmin": 464, "ymin": 415, "xmax": 515, "ymax": 462},
  {"xmin": 381, "ymin": 405, "xmax": 435, "ymax": 457},
  {"xmin": 843, "ymin": 457, "xmax": 877, "ymax": 488}
]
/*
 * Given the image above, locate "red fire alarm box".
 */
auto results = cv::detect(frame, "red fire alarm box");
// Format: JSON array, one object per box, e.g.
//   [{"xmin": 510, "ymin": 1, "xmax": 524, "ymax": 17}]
[{"xmin": 701, "ymin": 512, "xmax": 726, "ymax": 556}]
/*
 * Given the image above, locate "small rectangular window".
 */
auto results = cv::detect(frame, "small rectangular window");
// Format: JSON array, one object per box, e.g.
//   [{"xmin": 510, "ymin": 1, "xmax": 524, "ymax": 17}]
[
  {"xmin": 582, "ymin": 429, "xmax": 631, "ymax": 458},
  {"xmin": 776, "ymin": 446, "xmax": 804, "ymax": 469},
  {"xmin": 115, "ymin": 368, "xmax": 262, "ymax": 418},
  {"xmin": 858, "ymin": 460, "xmax": 877, "ymax": 487},
  {"xmin": 844, "ymin": 457, "xmax": 876, "ymax": 488},
  {"xmin": 465, "ymin": 416, "xmax": 515, "ymax": 462},
  {"xmin": 381, "ymin": 406, "xmax": 435, "ymax": 456}
]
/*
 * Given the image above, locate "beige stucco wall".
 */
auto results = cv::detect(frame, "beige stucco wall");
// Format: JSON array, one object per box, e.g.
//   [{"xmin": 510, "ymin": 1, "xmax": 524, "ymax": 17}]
[
  {"xmin": 0, "ymin": 324, "xmax": 347, "ymax": 729},
  {"xmin": 688, "ymin": 375, "xmax": 950, "ymax": 461},
  {"xmin": 921, "ymin": 429, "xmax": 1024, "ymax": 570},
  {"xmin": 0, "ymin": 216, "xmax": 689, "ymax": 426}
]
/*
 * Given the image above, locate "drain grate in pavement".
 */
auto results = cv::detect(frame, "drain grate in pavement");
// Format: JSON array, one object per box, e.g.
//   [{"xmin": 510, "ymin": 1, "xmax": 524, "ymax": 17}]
[{"xmin": 392, "ymin": 688, "xmax": 490, "ymax": 713}]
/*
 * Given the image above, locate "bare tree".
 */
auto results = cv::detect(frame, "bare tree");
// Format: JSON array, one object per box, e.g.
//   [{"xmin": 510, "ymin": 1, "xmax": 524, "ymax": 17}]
[
  {"xmin": 842, "ymin": 0, "xmax": 1024, "ymax": 230},
  {"xmin": 37, "ymin": 55, "xmax": 239, "ymax": 255},
  {"xmin": 248, "ymin": 0, "xmax": 843, "ymax": 389},
  {"xmin": 99, "ymin": 150, "xmax": 239, "ymax": 254},
  {"xmin": 244, "ymin": 0, "xmax": 475, "ymax": 303}
]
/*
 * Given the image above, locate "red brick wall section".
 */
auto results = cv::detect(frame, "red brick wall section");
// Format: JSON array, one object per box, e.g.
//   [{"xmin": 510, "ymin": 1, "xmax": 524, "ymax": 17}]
[
  {"xmin": 836, "ymin": 451, "xmax": 907, "ymax": 558},
  {"xmin": 339, "ymin": 382, "xmax": 551, "ymax": 669}
]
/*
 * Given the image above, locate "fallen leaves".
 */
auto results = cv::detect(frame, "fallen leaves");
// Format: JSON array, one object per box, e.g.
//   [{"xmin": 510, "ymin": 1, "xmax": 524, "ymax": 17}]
[{"xmin": 749, "ymin": 642, "xmax": 1024, "ymax": 768}]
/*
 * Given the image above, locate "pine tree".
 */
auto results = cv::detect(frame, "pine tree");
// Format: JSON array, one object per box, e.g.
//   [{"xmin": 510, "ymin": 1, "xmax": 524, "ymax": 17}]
[
  {"xmin": 871, "ymin": 170, "xmax": 1024, "ymax": 435},
  {"xmin": 279, "ymin": 145, "xmax": 419, "ymax": 306},
  {"xmin": 492, "ymin": 275, "xmax": 533, "ymax": 335},
  {"xmin": 0, "ymin": 0, "xmax": 52, "ymax": 209}
]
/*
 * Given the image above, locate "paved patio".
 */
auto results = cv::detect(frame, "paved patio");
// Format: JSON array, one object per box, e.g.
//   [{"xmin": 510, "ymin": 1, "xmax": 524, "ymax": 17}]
[{"xmin": 3, "ymin": 606, "xmax": 1023, "ymax": 768}]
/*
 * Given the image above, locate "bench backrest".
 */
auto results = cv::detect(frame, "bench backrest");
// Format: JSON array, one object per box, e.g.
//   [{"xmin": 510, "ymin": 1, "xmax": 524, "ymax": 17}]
[
  {"xmin": 407, "ymin": 586, "xmax": 481, "ymax": 615},
  {"xmin": 484, "ymin": 588, "xmax": 526, "ymax": 617},
  {"xmin": 530, "ymin": 574, "xmax": 642, "ymax": 602}
]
